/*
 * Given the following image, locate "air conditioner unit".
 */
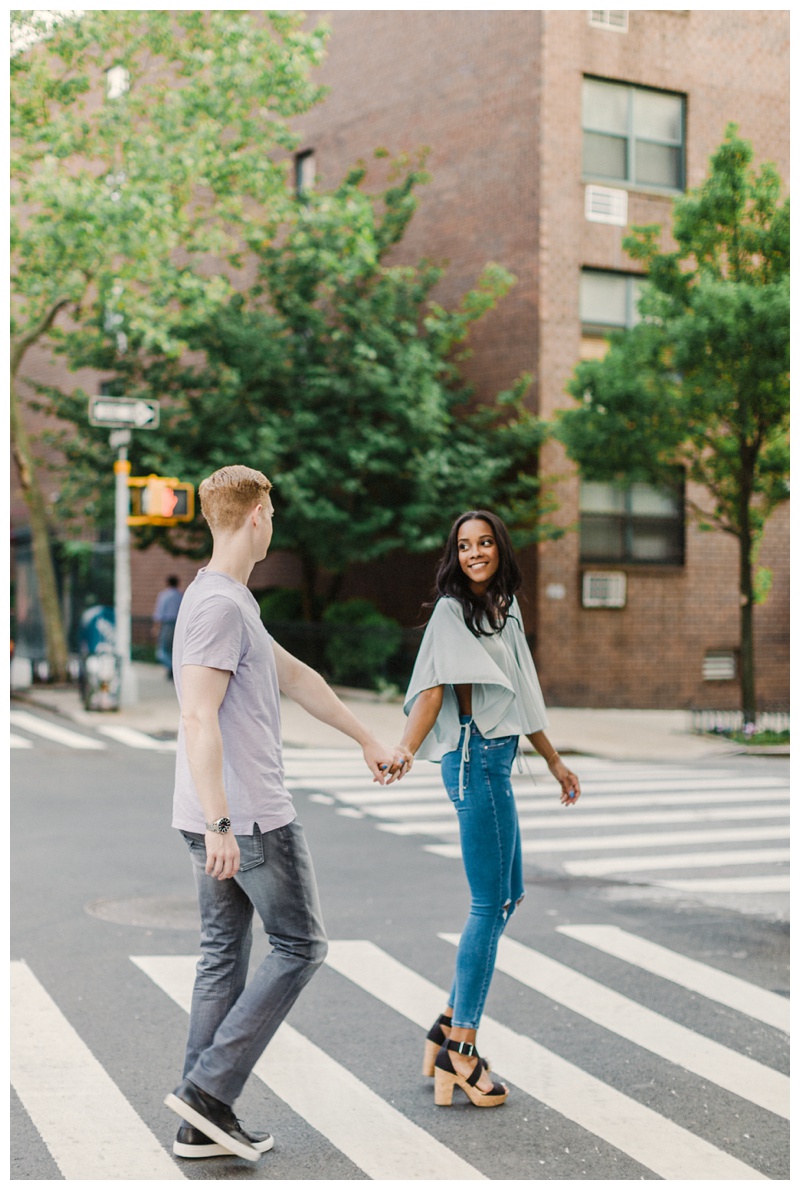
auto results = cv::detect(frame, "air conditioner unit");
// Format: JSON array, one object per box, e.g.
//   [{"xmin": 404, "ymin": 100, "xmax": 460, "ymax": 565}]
[
  {"xmin": 585, "ymin": 185, "xmax": 628, "ymax": 227},
  {"xmin": 703, "ymin": 651, "xmax": 737, "ymax": 681},
  {"xmin": 582, "ymin": 571, "xmax": 627, "ymax": 608}
]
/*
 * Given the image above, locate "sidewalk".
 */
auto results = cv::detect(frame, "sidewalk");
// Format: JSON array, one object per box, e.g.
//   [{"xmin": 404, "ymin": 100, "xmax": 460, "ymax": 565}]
[{"xmin": 12, "ymin": 661, "xmax": 765, "ymax": 763}]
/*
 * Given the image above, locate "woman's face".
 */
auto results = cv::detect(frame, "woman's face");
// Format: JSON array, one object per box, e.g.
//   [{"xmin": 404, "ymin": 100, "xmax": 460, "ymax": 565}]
[{"xmin": 457, "ymin": 518, "xmax": 500, "ymax": 594}]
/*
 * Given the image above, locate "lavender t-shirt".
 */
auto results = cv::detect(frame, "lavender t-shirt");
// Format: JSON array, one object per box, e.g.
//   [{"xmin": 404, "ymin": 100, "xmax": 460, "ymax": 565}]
[{"xmin": 171, "ymin": 568, "xmax": 295, "ymax": 836}]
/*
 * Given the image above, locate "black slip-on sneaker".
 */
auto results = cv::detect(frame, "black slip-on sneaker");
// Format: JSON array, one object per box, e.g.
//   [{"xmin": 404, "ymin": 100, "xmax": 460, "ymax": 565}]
[
  {"xmin": 173, "ymin": 1121, "xmax": 274, "ymax": 1159},
  {"xmin": 164, "ymin": 1079, "xmax": 260, "ymax": 1162}
]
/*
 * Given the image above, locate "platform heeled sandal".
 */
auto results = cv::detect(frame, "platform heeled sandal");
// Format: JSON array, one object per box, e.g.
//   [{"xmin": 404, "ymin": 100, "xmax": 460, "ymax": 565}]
[
  {"xmin": 433, "ymin": 1040, "xmax": 508, "ymax": 1107},
  {"xmin": 423, "ymin": 1016, "xmax": 492, "ymax": 1078}
]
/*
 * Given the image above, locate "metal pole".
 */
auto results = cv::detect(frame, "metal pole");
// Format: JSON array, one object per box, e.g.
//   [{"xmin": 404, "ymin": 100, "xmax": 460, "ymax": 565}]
[{"xmin": 111, "ymin": 429, "xmax": 138, "ymax": 706}]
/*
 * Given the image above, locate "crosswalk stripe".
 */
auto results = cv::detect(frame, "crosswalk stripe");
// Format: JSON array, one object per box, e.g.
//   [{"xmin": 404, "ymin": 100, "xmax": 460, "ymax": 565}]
[
  {"xmin": 286, "ymin": 770, "xmax": 787, "ymax": 795},
  {"xmin": 131, "ymin": 955, "xmax": 485, "ymax": 1181},
  {"xmin": 10, "ymin": 961, "xmax": 183, "ymax": 1180},
  {"xmin": 427, "ymin": 828, "xmax": 790, "ymax": 861},
  {"xmin": 338, "ymin": 793, "xmax": 789, "ymax": 821},
  {"xmin": 556, "ymin": 924, "xmax": 790, "ymax": 1033},
  {"xmin": 97, "ymin": 725, "xmax": 176, "ymax": 750},
  {"xmin": 324, "ymin": 940, "xmax": 764, "ymax": 1180},
  {"xmin": 9, "ymin": 710, "xmax": 106, "ymax": 750},
  {"xmin": 442, "ymin": 934, "xmax": 788, "ymax": 1119},
  {"xmin": 656, "ymin": 874, "xmax": 791, "ymax": 894},
  {"xmin": 10, "ymin": 733, "xmax": 33, "ymax": 749},
  {"xmin": 304, "ymin": 784, "xmax": 789, "ymax": 812},
  {"xmin": 521, "ymin": 824, "xmax": 788, "ymax": 853},
  {"xmin": 373, "ymin": 806, "xmax": 789, "ymax": 834},
  {"xmin": 564, "ymin": 847, "xmax": 790, "ymax": 877}
]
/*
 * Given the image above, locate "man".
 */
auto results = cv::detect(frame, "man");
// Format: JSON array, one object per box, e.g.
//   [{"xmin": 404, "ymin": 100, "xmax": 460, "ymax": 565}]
[
  {"xmin": 152, "ymin": 575, "xmax": 183, "ymax": 680},
  {"xmin": 164, "ymin": 465, "xmax": 407, "ymax": 1161}
]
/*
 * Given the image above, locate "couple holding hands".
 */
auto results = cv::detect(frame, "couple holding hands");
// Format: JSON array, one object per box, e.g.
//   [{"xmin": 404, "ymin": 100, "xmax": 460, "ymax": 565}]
[{"xmin": 164, "ymin": 464, "xmax": 581, "ymax": 1162}]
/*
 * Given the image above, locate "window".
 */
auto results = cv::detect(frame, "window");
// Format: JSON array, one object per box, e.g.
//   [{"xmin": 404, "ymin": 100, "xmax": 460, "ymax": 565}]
[
  {"xmin": 580, "ymin": 269, "xmax": 643, "ymax": 336},
  {"xmin": 582, "ymin": 78, "xmax": 685, "ymax": 192},
  {"xmin": 295, "ymin": 149, "xmax": 316, "ymax": 197},
  {"xmin": 588, "ymin": 11, "xmax": 628, "ymax": 32},
  {"xmin": 106, "ymin": 65, "xmax": 130, "ymax": 100},
  {"xmin": 579, "ymin": 268, "xmax": 644, "ymax": 359},
  {"xmin": 580, "ymin": 479, "xmax": 684, "ymax": 565}
]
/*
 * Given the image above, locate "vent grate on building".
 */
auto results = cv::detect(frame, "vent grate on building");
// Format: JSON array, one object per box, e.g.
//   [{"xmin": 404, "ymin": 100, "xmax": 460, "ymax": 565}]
[
  {"xmin": 585, "ymin": 184, "xmax": 628, "ymax": 226},
  {"xmin": 703, "ymin": 650, "xmax": 737, "ymax": 681},
  {"xmin": 582, "ymin": 571, "xmax": 627, "ymax": 608}
]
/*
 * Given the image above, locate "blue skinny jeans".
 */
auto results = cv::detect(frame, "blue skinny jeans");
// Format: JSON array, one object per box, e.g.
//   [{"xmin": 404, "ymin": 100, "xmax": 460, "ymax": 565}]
[{"xmin": 440, "ymin": 717, "xmax": 525, "ymax": 1030}]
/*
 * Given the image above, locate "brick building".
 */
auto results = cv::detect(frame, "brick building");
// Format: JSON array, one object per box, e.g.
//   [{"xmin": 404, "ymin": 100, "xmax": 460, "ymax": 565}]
[
  {"xmin": 11, "ymin": 9, "xmax": 789, "ymax": 708},
  {"xmin": 292, "ymin": 7, "xmax": 790, "ymax": 709}
]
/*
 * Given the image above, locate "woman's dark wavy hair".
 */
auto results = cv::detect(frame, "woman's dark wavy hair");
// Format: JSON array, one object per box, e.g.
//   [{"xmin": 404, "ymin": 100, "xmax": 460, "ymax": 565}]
[{"xmin": 433, "ymin": 510, "xmax": 521, "ymax": 637}]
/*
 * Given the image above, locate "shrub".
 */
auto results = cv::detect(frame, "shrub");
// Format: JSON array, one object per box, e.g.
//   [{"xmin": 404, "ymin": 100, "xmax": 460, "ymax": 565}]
[
  {"xmin": 321, "ymin": 599, "xmax": 403, "ymax": 689},
  {"xmin": 257, "ymin": 587, "xmax": 305, "ymax": 623}
]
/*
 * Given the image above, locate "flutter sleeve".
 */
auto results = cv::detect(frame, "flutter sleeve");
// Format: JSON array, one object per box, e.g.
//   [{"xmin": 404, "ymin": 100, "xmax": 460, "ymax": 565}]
[{"xmin": 403, "ymin": 598, "xmax": 516, "ymax": 761}]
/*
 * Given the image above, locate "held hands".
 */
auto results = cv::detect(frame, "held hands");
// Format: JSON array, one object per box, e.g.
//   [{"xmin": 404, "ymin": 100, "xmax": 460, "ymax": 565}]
[
  {"xmin": 205, "ymin": 831, "xmax": 240, "ymax": 880},
  {"xmin": 362, "ymin": 739, "xmax": 414, "ymax": 784},
  {"xmin": 549, "ymin": 756, "xmax": 581, "ymax": 806}
]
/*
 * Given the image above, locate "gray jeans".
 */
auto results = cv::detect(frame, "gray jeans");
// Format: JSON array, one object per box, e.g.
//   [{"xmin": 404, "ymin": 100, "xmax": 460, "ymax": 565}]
[{"xmin": 180, "ymin": 820, "xmax": 328, "ymax": 1106}]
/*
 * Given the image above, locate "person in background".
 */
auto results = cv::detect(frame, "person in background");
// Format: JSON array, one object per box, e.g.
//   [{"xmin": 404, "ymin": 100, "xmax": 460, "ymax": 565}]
[
  {"xmin": 152, "ymin": 575, "xmax": 183, "ymax": 680},
  {"xmin": 390, "ymin": 509, "xmax": 581, "ymax": 1109}
]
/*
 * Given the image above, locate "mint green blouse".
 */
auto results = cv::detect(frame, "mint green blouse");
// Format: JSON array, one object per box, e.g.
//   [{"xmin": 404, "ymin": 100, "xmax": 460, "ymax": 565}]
[{"xmin": 403, "ymin": 595, "xmax": 549, "ymax": 762}]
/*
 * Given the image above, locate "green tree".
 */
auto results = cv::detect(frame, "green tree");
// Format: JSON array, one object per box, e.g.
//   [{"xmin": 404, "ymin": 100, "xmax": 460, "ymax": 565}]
[
  {"xmin": 48, "ymin": 158, "xmax": 560, "ymax": 619},
  {"xmin": 10, "ymin": 8, "xmax": 327, "ymax": 678},
  {"xmin": 557, "ymin": 126, "xmax": 789, "ymax": 720}
]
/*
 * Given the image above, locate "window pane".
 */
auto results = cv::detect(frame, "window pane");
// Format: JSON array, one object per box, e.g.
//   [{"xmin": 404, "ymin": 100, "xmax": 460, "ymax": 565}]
[
  {"xmin": 580, "ymin": 272, "xmax": 629, "ymax": 327},
  {"xmin": 635, "ymin": 141, "xmax": 681, "ymax": 188},
  {"xmin": 581, "ymin": 518, "xmax": 625, "ymax": 560},
  {"xmin": 580, "ymin": 481, "xmax": 626, "ymax": 514},
  {"xmin": 630, "ymin": 520, "xmax": 682, "ymax": 562},
  {"xmin": 629, "ymin": 483, "xmax": 680, "ymax": 517},
  {"xmin": 630, "ymin": 277, "xmax": 645, "ymax": 325},
  {"xmin": 583, "ymin": 132, "xmax": 627, "ymax": 180},
  {"xmin": 633, "ymin": 90, "xmax": 682, "ymax": 142},
  {"xmin": 583, "ymin": 79, "xmax": 629, "ymax": 134}
]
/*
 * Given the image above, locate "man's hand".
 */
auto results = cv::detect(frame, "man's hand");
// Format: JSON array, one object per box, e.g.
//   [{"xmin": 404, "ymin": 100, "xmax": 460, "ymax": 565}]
[{"xmin": 205, "ymin": 831, "xmax": 240, "ymax": 880}]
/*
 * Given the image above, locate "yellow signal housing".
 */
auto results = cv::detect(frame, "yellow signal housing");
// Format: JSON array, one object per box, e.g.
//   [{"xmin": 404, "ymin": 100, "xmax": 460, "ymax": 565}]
[{"xmin": 128, "ymin": 475, "xmax": 195, "ymax": 525}]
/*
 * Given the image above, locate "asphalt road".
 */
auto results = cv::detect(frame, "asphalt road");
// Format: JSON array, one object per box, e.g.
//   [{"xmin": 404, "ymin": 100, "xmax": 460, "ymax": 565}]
[{"xmin": 10, "ymin": 717, "xmax": 789, "ymax": 1180}]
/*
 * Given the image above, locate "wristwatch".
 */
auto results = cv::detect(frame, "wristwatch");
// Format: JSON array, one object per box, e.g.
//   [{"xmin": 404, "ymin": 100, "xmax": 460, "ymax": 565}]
[{"xmin": 205, "ymin": 816, "xmax": 232, "ymax": 834}]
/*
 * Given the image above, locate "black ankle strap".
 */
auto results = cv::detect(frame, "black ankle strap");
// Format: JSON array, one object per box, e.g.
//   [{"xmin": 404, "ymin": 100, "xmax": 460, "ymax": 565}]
[{"xmin": 446, "ymin": 1039, "xmax": 477, "ymax": 1057}]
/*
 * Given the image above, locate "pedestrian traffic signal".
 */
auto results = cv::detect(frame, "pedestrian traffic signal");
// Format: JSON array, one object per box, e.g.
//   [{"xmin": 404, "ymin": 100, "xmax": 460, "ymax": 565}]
[{"xmin": 127, "ymin": 475, "xmax": 195, "ymax": 525}]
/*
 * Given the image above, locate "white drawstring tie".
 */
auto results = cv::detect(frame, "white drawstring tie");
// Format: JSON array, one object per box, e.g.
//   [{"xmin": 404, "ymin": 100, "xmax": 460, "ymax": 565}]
[{"xmin": 458, "ymin": 719, "xmax": 472, "ymax": 799}]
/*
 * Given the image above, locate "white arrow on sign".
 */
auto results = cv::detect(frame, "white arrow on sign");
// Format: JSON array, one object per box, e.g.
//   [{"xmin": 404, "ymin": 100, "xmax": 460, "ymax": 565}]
[{"xmin": 89, "ymin": 397, "xmax": 160, "ymax": 429}]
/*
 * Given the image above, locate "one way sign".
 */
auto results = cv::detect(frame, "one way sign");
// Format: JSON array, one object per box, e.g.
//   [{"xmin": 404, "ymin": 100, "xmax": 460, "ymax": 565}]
[{"xmin": 89, "ymin": 396, "xmax": 160, "ymax": 429}]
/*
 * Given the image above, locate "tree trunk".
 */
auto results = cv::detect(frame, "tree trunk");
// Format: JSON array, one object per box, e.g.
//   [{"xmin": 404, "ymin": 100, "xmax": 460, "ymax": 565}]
[
  {"xmin": 10, "ymin": 375, "xmax": 70, "ymax": 682},
  {"xmin": 738, "ymin": 525, "xmax": 757, "ymax": 726}
]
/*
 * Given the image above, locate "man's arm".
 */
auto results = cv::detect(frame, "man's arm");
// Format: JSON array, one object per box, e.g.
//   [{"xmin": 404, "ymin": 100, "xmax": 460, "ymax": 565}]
[
  {"xmin": 272, "ymin": 641, "xmax": 402, "ymax": 783},
  {"xmin": 181, "ymin": 664, "xmax": 240, "ymax": 879}
]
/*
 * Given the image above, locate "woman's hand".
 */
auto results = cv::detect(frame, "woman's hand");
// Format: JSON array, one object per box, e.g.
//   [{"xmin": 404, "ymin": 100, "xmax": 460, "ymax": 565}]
[
  {"xmin": 549, "ymin": 756, "xmax": 581, "ymax": 806},
  {"xmin": 387, "ymin": 744, "xmax": 415, "ymax": 779}
]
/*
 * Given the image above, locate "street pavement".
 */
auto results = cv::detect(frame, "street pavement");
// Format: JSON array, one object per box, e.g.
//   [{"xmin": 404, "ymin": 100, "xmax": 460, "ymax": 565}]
[{"xmin": 10, "ymin": 665, "xmax": 790, "ymax": 1179}]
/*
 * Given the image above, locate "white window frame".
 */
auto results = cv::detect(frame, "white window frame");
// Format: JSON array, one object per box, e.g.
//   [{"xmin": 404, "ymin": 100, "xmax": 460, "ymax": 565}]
[
  {"xmin": 588, "ymin": 11, "xmax": 629, "ymax": 33},
  {"xmin": 582, "ymin": 77, "xmax": 686, "ymax": 193}
]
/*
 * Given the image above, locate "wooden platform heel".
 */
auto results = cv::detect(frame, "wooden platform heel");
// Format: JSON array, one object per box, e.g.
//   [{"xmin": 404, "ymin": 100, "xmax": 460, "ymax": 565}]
[{"xmin": 433, "ymin": 1040, "xmax": 508, "ymax": 1107}]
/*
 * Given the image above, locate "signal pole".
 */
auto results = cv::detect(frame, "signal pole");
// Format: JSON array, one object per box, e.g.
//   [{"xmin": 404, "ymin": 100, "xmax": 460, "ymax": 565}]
[{"xmin": 110, "ymin": 428, "xmax": 138, "ymax": 707}]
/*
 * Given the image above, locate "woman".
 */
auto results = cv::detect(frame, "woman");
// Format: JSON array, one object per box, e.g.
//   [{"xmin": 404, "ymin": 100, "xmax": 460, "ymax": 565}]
[{"xmin": 390, "ymin": 510, "xmax": 581, "ymax": 1108}]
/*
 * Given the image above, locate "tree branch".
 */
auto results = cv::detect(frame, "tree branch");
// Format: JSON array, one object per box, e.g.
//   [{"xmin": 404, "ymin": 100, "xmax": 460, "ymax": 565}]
[{"xmin": 10, "ymin": 298, "xmax": 71, "ymax": 377}]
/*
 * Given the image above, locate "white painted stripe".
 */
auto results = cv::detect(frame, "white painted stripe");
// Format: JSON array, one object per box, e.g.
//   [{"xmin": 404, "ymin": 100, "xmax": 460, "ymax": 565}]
[
  {"xmin": 335, "ymin": 807, "xmax": 365, "ymax": 818},
  {"xmin": 368, "ymin": 803, "xmax": 789, "ymax": 828},
  {"xmin": 308, "ymin": 793, "xmax": 336, "ymax": 804},
  {"xmin": 556, "ymin": 925, "xmax": 790, "ymax": 1033},
  {"xmin": 656, "ymin": 875, "xmax": 791, "ymax": 894},
  {"xmin": 520, "ymin": 825, "xmax": 788, "ymax": 854},
  {"xmin": 131, "ymin": 955, "xmax": 484, "ymax": 1181},
  {"xmin": 313, "ymin": 785, "xmax": 789, "ymax": 812},
  {"xmin": 441, "ymin": 934, "xmax": 788, "ymax": 1119},
  {"xmin": 324, "ymin": 941, "xmax": 764, "ymax": 1180},
  {"xmin": 10, "ymin": 961, "xmax": 183, "ymax": 1180},
  {"xmin": 10, "ymin": 733, "xmax": 33, "ymax": 749},
  {"xmin": 9, "ymin": 710, "xmax": 106, "ymax": 750},
  {"xmin": 97, "ymin": 725, "xmax": 175, "ymax": 750},
  {"xmin": 564, "ymin": 848, "xmax": 790, "ymax": 877}
]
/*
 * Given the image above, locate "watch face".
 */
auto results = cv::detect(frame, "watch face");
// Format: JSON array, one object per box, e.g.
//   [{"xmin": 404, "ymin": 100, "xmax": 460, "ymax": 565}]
[{"xmin": 217, "ymin": 817, "xmax": 231, "ymax": 834}]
